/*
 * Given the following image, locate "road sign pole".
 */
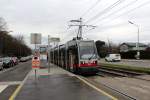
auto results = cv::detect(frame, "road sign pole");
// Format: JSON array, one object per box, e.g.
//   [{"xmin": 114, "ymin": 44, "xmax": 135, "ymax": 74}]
[
  {"xmin": 34, "ymin": 42, "xmax": 36, "ymax": 80},
  {"xmin": 30, "ymin": 33, "xmax": 41, "ymax": 81},
  {"xmin": 48, "ymin": 35, "xmax": 50, "ymax": 73},
  {"xmin": 53, "ymin": 42, "xmax": 55, "ymax": 65},
  {"xmin": 57, "ymin": 42, "xmax": 59, "ymax": 66},
  {"xmin": 35, "ymin": 69, "xmax": 37, "ymax": 79}
]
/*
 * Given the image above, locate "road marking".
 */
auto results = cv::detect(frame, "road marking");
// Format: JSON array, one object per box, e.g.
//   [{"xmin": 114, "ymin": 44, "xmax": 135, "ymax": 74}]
[
  {"xmin": 0, "ymin": 85, "xmax": 8, "ymax": 93},
  {"xmin": 9, "ymin": 70, "xmax": 32, "ymax": 100},
  {"xmin": 0, "ymin": 81, "xmax": 22, "ymax": 85},
  {"xmin": 76, "ymin": 75, "xmax": 118, "ymax": 100}
]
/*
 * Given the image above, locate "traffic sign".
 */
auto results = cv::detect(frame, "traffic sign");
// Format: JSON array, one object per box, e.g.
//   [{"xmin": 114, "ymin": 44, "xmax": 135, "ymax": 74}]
[
  {"xmin": 48, "ymin": 37, "xmax": 60, "ymax": 43},
  {"xmin": 32, "ymin": 56, "xmax": 40, "ymax": 69},
  {"xmin": 31, "ymin": 33, "xmax": 41, "ymax": 44}
]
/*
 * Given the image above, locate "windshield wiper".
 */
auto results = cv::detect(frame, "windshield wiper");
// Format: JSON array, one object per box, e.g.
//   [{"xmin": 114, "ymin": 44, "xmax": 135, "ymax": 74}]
[{"xmin": 88, "ymin": 50, "xmax": 95, "ymax": 60}]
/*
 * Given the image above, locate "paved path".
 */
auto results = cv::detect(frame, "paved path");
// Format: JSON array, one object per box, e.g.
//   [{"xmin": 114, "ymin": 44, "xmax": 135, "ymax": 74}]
[{"xmin": 14, "ymin": 64, "xmax": 118, "ymax": 100}]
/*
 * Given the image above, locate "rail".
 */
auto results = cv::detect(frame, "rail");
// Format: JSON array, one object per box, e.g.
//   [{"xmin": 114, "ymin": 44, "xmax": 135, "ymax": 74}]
[{"xmin": 97, "ymin": 67, "xmax": 150, "ymax": 81}]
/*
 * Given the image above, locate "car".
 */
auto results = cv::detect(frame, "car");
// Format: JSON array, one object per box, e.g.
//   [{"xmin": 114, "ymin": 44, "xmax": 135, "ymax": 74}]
[
  {"xmin": 20, "ymin": 56, "xmax": 29, "ymax": 62},
  {"xmin": 0, "ymin": 58, "xmax": 4, "ymax": 70},
  {"xmin": 12, "ymin": 57, "xmax": 19, "ymax": 65},
  {"xmin": 2, "ymin": 57, "xmax": 14, "ymax": 68},
  {"xmin": 20, "ymin": 56, "xmax": 32, "ymax": 62},
  {"xmin": 20, "ymin": 57, "xmax": 26, "ymax": 62},
  {"xmin": 105, "ymin": 54, "xmax": 121, "ymax": 62}
]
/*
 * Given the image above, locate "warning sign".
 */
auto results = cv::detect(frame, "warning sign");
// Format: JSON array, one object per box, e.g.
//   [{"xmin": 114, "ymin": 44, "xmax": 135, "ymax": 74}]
[{"xmin": 32, "ymin": 56, "xmax": 40, "ymax": 69}]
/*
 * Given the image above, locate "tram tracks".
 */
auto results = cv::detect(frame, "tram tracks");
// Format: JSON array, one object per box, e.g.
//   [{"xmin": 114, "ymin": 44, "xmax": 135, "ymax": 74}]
[
  {"xmin": 97, "ymin": 67, "xmax": 150, "ymax": 81},
  {"xmin": 82, "ymin": 75, "xmax": 137, "ymax": 100},
  {"xmin": 83, "ymin": 66, "xmax": 150, "ymax": 100}
]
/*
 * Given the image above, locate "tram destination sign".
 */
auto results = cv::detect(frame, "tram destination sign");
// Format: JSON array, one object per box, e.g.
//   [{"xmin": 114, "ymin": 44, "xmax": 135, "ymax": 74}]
[
  {"xmin": 31, "ymin": 33, "xmax": 41, "ymax": 44},
  {"xmin": 49, "ymin": 37, "xmax": 60, "ymax": 43}
]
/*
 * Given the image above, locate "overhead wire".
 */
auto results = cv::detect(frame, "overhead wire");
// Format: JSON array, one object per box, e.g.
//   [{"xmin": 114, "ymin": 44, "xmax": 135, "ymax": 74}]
[
  {"xmin": 80, "ymin": 0, "xmax": 102, "ymax": 18},
  {"xmin": 61, "ymin": 27, "xmax": 78, "ymax": 42},
  {"xmin": 62, "ymin": 0, "xmax": 125, "ymax": 40},
  {"xmin": 85, "ymin": 0, "xmax": 126, "ymax": 23},
  {"xmin": 80, "ymin": 0, "xmax": 126, "ymax": 36},
  {"xmin": 58, "ymin": 0, "xmax": 150, "ymax": 42},
  {"xmin": 82, "ymin": 0, "xmax": 150, "ymax": 35},
  {"xmin": 82, "ymin": 0, "xmax": 150, "ymax": 34},
  {"xmin": 49, "ymin": 0, "xmax": 101, "ymax": 43},
  {"xmin": 95, "ymin": 0, "xmax": 150, "ymax": 26},
  {"xmin": 91, "ymin": 0, "xmax": 138, "ymax": 25}
]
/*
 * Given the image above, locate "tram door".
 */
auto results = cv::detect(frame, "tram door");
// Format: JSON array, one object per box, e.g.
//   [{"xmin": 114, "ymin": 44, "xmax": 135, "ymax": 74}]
[
  {"xmin": 69, "ymin": 51, "xmax": 75, "ymax": 71},
  {"xmin": 61, "ymin": 52, "xmax": 64, "ymax": 67}
]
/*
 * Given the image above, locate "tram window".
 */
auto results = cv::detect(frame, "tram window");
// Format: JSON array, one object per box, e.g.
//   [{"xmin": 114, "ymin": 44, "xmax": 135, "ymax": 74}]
[{"xmin": 40, "ymin": 47, "xmax": 46, "ymax": 53}]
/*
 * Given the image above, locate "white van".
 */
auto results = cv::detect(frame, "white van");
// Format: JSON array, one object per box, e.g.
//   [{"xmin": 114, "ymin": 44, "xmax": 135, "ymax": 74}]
[{"xmin": 105, "ymin": 54, "xmax": 121, "ymax": 62}]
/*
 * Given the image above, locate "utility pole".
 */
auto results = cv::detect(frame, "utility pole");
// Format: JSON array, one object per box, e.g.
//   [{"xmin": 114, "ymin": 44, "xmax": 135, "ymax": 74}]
[
  {"xmin": 107, "ymin": 37, "xmax": 111, "ymax": 54},
  {"xmin": 69, "ymin": 18, "xmax": 96, "ymax": 39},
  {"xmin": 128, "ymin": 21, "xmax": 140, "ymax": 59}
]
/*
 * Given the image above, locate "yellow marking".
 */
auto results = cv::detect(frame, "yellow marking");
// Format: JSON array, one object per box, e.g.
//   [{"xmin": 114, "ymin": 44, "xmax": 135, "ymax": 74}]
[
  {"xmin": 76, "ymin": 76, "xmax": 118, "ymax": 100},
  {"xmin": 9, "ymin": 84, "xmax": 23, "ymax": 100},
  {"xmin": 9, "ymin": 70, "xmax": 31, "ymax": 100}
]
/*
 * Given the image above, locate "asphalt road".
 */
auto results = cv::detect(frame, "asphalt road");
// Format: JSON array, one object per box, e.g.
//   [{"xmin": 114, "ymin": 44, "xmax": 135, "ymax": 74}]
[{"xmin": 0, "ymin": 60, "xmax": 32, "ymax": 100}]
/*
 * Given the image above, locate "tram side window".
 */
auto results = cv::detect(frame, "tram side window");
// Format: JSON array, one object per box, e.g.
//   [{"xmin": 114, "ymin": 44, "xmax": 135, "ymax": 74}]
[{"xmin": 40, "ymin": 47, "xmax": 46, "ymax": 54}]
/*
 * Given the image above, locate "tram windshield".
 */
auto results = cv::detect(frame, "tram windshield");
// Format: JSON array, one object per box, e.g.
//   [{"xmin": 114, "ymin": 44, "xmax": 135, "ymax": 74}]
[{"xmin": 79, "ymin": 41, "xmax": 97, "ymax": 60}]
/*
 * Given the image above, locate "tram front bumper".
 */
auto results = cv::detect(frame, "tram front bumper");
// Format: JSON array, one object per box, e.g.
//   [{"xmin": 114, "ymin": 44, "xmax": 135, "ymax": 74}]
[{"xmin": 78, "ymin": 66, "xmax": 100, "ymax": 74}]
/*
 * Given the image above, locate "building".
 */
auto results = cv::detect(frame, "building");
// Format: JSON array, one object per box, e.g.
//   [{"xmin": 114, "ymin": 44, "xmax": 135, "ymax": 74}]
[{"xmin": 119, "ymin": 42, "xmax": 148, "ymax": 52}]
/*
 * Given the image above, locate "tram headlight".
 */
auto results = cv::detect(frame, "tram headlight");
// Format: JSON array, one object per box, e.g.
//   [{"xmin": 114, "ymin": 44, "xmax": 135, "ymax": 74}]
[
  {"xmin": 92, "ymin": 61, "xmax": 97, "ymax": 64},
  {"xmin": 94, "ymin": 61, "xmax": 97, "ymax": 64},
  {"xmin": 80, "ymin": 61, "xmax": 85, "ymax": 64}
]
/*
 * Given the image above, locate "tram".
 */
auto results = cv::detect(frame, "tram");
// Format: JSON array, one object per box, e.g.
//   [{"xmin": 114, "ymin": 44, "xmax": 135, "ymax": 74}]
[{"xmin": 50, "ymin": 38, "xmax": 99, "ymax": 74}]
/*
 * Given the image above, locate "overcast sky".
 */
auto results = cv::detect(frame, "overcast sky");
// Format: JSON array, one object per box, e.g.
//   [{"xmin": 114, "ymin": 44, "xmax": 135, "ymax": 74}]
[{"xmin": 0, "ymin": 0, "xmax": 150, "ymax": 47}]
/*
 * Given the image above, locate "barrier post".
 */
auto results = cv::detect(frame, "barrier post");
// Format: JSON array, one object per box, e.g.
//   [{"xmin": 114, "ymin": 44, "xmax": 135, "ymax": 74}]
[{"xmin": 32, "ymin": 56, "xmax": 40, "ymax": 80}]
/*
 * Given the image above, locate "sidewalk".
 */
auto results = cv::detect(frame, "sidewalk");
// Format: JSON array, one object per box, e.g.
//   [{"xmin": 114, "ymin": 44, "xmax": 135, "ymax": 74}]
[{"xmin": 13, "ymin": 64, "xmax": 114, "ymax": 100}]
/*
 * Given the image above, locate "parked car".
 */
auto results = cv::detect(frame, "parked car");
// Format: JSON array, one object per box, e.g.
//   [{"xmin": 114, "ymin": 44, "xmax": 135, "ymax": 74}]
[
  {"xmin": 105, "ymin": 54, "xmax": 121, "ymax": 62},
  {"xmin": 20, "ymin": 56, "xmax": 32, "ymax": 62},
  {"xmin": 0, "ymin": 58, "xmax": 4, "ymax": 70},
  {"xmin": 2, "ymin": 57, "xmax": 14, "ymax": 68},
  {"xmin": 20, "ymin": 57, "xmax": 26, "ymax": 62},
  {"xmin": 20, "ymin": 57, "xmax": 29, "ymax": 62},
  {"xmin": 12, "ymin": 57, "xmax": 19, "ymax": 65}
]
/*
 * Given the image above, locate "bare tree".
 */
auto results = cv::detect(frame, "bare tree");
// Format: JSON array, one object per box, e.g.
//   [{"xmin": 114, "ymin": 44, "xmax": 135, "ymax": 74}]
[
  {"xmin": 0, "ymin": 17, "xmax": 31, "ymax": 57},
  {"xmin": 15, "ymin": 34, "xmax": 25, "ymax": 45},
  {"xmin": 0, "ymin": 17, "xmax": 7, "ymax": 31},
  {"xmin": 106, "ymin": 41, "xmax": 119, "ymax": 53}
]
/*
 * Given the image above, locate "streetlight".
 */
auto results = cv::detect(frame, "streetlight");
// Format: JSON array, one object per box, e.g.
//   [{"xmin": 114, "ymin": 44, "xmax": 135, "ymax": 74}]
[{"xmin": 128, "ymin": 21, "xmax": 140, "ymax": 59}]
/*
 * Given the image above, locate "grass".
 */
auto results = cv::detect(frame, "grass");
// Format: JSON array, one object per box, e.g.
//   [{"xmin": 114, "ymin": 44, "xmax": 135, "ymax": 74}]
[{"xmin": 99, "ymin": 63, "xmax": 150, "ymax": 74}]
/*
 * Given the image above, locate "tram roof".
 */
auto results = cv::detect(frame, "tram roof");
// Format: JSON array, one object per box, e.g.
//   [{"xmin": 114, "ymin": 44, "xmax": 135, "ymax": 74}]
[
  {"xmin": 50, "ymin": 38, "xmax": 95, "ymax": 50},
  {"xmin": 67, "ymin": 39, "xmax": 94, "ymax": 46}
]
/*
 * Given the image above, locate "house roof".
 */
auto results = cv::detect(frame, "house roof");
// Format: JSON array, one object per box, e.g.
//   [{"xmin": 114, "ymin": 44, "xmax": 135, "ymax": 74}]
[{"xmin": 121, "ymin": 42, "xmax": 148, "ymax": 47}]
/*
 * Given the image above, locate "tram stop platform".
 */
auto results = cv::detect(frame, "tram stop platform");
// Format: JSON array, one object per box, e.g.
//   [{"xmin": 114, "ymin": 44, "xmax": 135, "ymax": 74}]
[{"xmin": 13, "ymin": 64, "xmax": 117, "ymax": 100}]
